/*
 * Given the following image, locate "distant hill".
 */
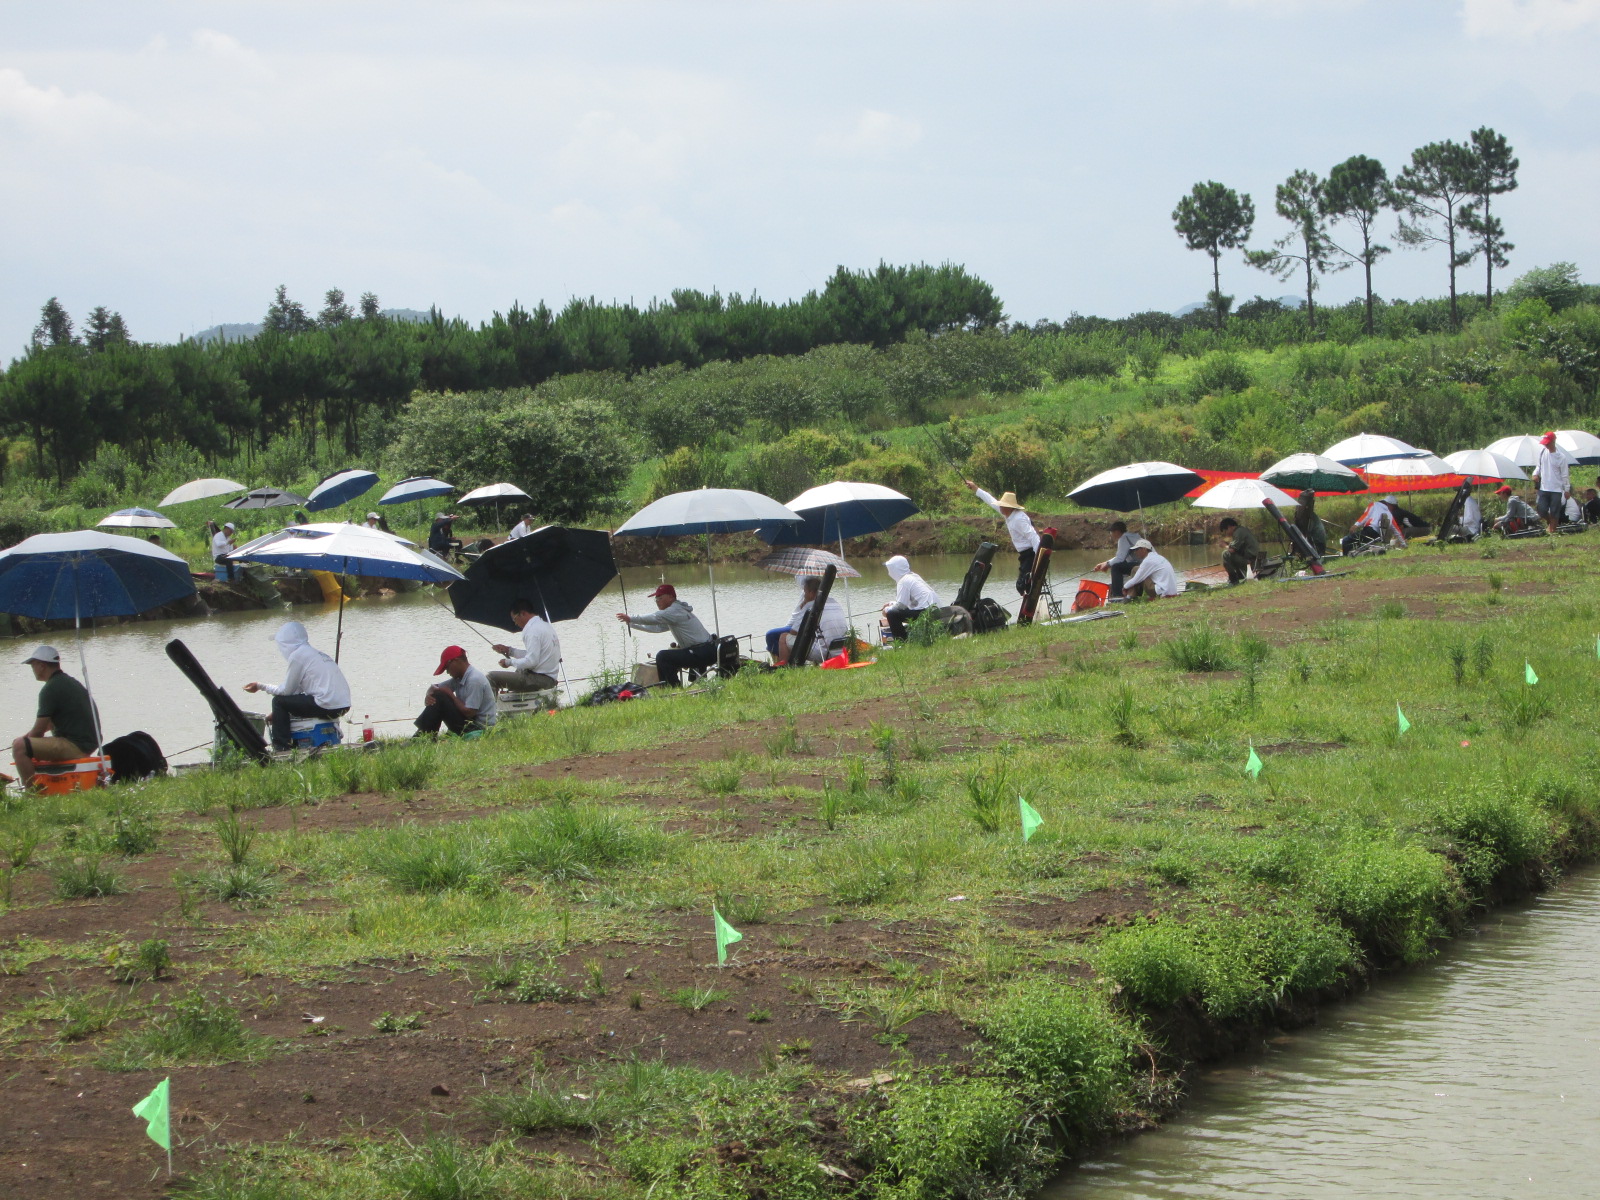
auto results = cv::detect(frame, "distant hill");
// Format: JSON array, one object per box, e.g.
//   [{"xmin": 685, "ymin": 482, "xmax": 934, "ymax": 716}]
[
  {"xmin": 191, "ymin": 308, "xmax": 433, "ymax": 344},
  {"xmin": 1173, "ymin": 294, "xmax": 1304, "ymax": 317}
]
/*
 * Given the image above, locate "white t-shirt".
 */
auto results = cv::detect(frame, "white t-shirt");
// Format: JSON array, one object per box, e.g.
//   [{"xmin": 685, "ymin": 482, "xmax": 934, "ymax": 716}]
[
  {"xmin": 1125, "ymin": 550, "xmax": 1182, "ymax": 598},
  {"xmin": 1535, "ymin": 446, "xmax": 1572, "ymax": 495},
  {"xmin": 507, "ymin": 615, "xmax": 561, "ymax": 677},
  {"xmin": 1461, "ymin": 495, "xmax": 1482, "ymax": 536},
  {"xmin": 509, "ymin": 521, "xmax": 532, "ymax": 540},
  {"xmin": 211, "ymin": 530, "xmax": 234, "ymax": 559}
]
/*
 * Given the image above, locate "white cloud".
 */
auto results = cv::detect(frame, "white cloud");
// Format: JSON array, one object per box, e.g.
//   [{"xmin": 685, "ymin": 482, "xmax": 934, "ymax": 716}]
[
  {"xmin": 817, "ymin": 109, "xmax": 923, "ymax": 158},
  {"xmin": 0, "ymin": 67, "xmax": 130, "ymax": 135},
  {"xmin": 1462, "ymin": 0, "xmax": 1600, "ymax": 36}
]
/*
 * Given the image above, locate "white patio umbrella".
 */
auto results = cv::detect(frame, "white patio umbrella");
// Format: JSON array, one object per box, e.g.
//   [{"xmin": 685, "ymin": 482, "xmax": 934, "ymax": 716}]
[
  {"xmin": 614, "ymin": 488, "xmax": 803, "ymax": 635},
  {"xmin": 1190, "ymin": 479, "xmax": 1301, "ymax": 509},
  {"xmin": 1442, "ymin": 449, "xmax": 1527, "ymax": 482},
  {"xmin": 230, "ymin": 523, "xmax": 462, "ymax": 660},
  {"xmin": 459, "ymin": 482, "xmax": 532, "ymax": 528},
  {"xmin": 1363, "ymin": 454, "xmax": 1455, "ymax": 479},
  {"xmin": 159, "ymin": 478, "xmax": 246, "ymax": 506},
  {"xmin": 1555, "ymin": 430, "xmax": 1600, "ymax": 465},
  {"xmin": 97, "ymin": 507, "xmax": 177, "ymax": 530},
  {"xmin": 380, "ymin": 476, "xmax": 454, "ymax": 505},
  {"xmin": 1484, "ymin": 434, "xmax": 1544, "ymax": 469},
  {"xmin": 1323, "ymin": 433, "xmax": 1424, "ymax": 467}
]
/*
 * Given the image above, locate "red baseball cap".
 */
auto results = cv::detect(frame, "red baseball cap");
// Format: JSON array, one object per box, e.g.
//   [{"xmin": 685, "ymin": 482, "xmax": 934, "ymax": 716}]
[
  {"xmin": 1541, "ymin": 431, "xmax": 1557, "ymax": 445},
  {"xmin": 650, "ymin": 583, "xmax": 676, "ymax": 599},
  {"xmin": 1495, "ymin": 484, "xmax": 1513, "ymax": 495},
  {"xmin": 433, "ymin": 644, "xmax": 467, "ymax": 675}
]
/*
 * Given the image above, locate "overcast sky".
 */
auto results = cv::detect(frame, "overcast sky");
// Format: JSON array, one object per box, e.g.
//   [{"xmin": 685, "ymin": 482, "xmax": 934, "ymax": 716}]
[{"xmin": 2, "ymin": 0, "xmax": 1596, "ymax": 350}]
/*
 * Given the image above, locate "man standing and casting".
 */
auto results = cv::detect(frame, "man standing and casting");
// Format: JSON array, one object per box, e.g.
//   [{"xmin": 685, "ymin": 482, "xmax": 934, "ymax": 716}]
[
  {"xmin": 1219, "ymin": 517, "xmax": 1265, "ymax": 584},
  {"xmin": 616, "ymin": 584, "xmax": 718, "ymax": 686},
  {"xmin": 1533, "ymin": 431, "xmax": 1573, "ymax": 535},
  {"xmin": 964, "ymin": 480, "xmax": 1040, "ymax": 595},
  {"xmin": 242, "ymin": 621, "xmax": 350, "ymax": 751},
  {"xmin": 8, "ymin": 646, "xmax": 99, "ymax": 789},
  {"xmin": 415, "ymin": 646, "xmax": 498, "ymax": 737},
  {"xmin": 1094, "ymin": 520, "xmax": 1140, "ymax": 599},
  {"xmin": 490, "ymin": 598, "xmax": 561, "ymax": 693}
]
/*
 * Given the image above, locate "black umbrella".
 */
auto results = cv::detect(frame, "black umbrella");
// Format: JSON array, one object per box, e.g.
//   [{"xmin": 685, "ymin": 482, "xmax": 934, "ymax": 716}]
[
  {"xmin": 448, "ymin": 525, "xmax": 616, "ymax": 631},
  {"xmin": 224, "ymin": 487, "xmax": 309, "ymax": 511},
  {"xmin": 1067, "ymin": 462, "xmax": 1204, "ymax": 511}
]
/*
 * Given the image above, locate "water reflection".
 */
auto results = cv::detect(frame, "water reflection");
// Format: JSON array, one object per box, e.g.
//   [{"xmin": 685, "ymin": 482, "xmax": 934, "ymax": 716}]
[
  {"xmin": 1051, "ymin": 870, "xmax": 1600, "ymax": 1199},
  {"xmin": 0, "ymin": 547, "xmax": 1212, "ymax": 766}
]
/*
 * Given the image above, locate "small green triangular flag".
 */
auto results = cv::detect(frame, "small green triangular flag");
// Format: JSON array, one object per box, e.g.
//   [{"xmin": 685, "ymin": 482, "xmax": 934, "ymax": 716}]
[
  {"xmin": 1244, "ymin": 745, "xmax": 1263, "ymax": 779},
  {"xmin": 1525, "ymin": 661, "xmax": 1539, "ymax": 685},
  {"xmin": 132, "ymin": 1077, "xmax": 171, "ymax": 1153},
  {"xmin": 1018, "ymin": 796, "xmax": 1043, "ymax": 842},
  {"xmin": 713, "ymin": 907, "xmax": 742, "ymax": 965},
  {"xmin": 1396, "ymin": 704, "xmax": 1411, "ymax": 735}
]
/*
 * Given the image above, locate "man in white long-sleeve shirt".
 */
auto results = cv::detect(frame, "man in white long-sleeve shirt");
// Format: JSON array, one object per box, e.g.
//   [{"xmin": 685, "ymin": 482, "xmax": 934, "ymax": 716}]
[
  {"xmin": 964, "ymin": 480, "xmax": 1041, "ymax": 595},
  {"xmin": 616, "ymin": 584, "xmax": 717, "ymax": 686},
  {"xmin": 882, "ymin": 555, "xmax": 941, "ymax": 640},
  {"xmin": 489, "ymin": 598, "xmax": 562, "ymax": 692},
  {"xmin": 1122, "ymin": 539, "xmax": 1183, "ymax": 600},
  {"xmin": 243, "ymin": 620, "xmax": 352, "ymax": 750}
]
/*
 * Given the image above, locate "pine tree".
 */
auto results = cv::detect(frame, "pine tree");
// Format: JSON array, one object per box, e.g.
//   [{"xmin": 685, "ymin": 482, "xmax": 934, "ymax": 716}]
[
  {"xmin": 1173, "ymin": 183, "xmax": 1256, "ymax": 330},
  {"xmin": 1321, "ymin": 155, "xmax": 1392, "ymax": 336},
  {"xmin": 33, "ymin": 298, "xmax": 76, "ymax": 347}
]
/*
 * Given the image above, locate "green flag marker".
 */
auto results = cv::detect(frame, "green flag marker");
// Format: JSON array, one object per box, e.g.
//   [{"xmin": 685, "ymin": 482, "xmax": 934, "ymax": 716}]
[
  {"xmin": 1244, "ymin": 745, "xmax": 1263, "ymax": 779},
  {"xmin": 1018, "ymin": 796, "xmax": 1043, "ymax": 842},
  {"xmin": 1525, "ymin": 661, "xmax": 1539, "ymax": 686},
  {"xmin": 132, "ymin": 1077, "xmax": 172, "ymax": 1173},
  {"xmin": 713, "ymin": 907, "xmax": 742, "ymax": 965},
  {"xmin": 1396, "ymin": 704, "xmax": 1411, "ymax": 735}
]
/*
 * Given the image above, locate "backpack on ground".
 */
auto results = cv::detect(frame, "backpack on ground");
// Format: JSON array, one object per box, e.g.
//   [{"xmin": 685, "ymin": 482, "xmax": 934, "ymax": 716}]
[
  {"xmin": 104, "ymin": 731, "xmax": 168, "ymax": 783},
  {"xmin": 970, "ymin": 597, "xmax": 1011, "ymax": 634}
]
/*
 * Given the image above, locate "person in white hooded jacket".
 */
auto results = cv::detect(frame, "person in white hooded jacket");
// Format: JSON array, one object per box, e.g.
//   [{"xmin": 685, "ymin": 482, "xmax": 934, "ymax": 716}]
[
  {"xmin": 244, "ymin": 620, "xmax": 352, "ymax": 750},
  {"xmin": 882, "ymin": 555, "xmax": 941, "ymax": 641},
  {"xmin": 616, "ymin": 583, "xmax": 718, "ymax": 686}
]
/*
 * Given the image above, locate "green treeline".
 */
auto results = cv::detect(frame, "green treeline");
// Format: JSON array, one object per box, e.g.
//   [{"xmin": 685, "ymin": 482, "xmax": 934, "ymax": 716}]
[{"xmin": 0, "ymin": 262, "xmax": 1001, "ymax": 483}]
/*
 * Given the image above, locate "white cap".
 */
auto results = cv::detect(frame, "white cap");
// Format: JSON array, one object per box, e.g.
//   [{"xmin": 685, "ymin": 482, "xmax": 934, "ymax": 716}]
[
  {"xmin": 1133, "ymin": 538, "xmax": 1155, "ymax": 551},
  {"xmin": 22, "ymin": 645, "xmax": 60, "ymax": 665},
  {"xmin": 223, "ymin": 521, "xmax": 236, "ymax": 530},
  {"xmin": 366, "ymin": 512, "xmax": 380, "ymax": 520}
]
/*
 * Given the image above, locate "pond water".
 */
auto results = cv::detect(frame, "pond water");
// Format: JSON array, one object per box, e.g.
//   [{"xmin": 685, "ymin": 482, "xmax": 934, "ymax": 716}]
[
  {"xmin": 1049, "ymin": 868, "xmax": 1600, "ymax": 1200},
  {"xmin": 1, "ymin": 546, "xmax": 1215, "ymax": 766}
]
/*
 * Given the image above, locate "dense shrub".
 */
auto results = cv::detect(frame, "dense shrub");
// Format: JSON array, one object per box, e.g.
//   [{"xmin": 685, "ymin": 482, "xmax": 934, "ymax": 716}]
[
  {"xmin": 1425, "ymin": 786, "xmax": 1554, "ymax": 889},
  {"xmin": 965, "ymin": 426, "xmax": 1051, "ymax": 500},
  {"xmin": 1189, "ymin": 351, "xmax": 1255, "ymax": 398}
]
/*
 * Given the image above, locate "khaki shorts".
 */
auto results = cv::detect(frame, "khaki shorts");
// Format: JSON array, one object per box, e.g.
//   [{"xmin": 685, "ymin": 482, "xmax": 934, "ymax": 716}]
[{"xmin": 25, "ymin": 736, "xmax": 87, "ymax": 762}]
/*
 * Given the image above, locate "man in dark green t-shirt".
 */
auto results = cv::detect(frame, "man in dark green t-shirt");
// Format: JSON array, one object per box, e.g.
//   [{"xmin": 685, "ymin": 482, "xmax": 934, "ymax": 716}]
[{"xmin": 9, "ymin": 645, "xmax": 99, "ymax": 789}]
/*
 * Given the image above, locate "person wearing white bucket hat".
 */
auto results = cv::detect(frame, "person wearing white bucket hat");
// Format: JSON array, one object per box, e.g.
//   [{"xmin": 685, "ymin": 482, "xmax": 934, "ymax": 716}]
[{"xmin": 9, "ymin": 645, "xmax": 100, "ymax": 789}]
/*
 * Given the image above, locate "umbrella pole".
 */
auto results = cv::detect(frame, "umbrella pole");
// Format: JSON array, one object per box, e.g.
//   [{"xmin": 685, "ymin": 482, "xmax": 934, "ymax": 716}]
[
  {"xmin": 705, "ymin": 531, "xmax": 721, "ymax": 637},
  {"xmin": 335, "ymin": 586, "xmax": 346, "ymax": 662},
  {"xmin": 836, "ymin": 516, "xmax": 853, "ymax": 631},
  {"xmin": 72, "ymin": 563, "xmax": 106, "ymax": 773}
]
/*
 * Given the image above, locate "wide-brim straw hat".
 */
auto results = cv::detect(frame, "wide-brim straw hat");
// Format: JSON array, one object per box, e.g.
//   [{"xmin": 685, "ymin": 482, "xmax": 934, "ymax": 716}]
[{"xmin": 997, "ymin": 492, "xmax": 1026, "ymax": 511}]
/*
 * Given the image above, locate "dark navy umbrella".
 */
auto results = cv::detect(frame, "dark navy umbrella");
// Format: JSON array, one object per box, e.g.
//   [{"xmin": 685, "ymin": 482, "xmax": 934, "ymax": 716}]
[
  {"xmin": 0, "ymin": 531, "xmax": 198, "ymax": 757},
  {"xmin": 1067, "ymin": 462, "xmax": 1205, "ymax": 512},
  {"xmin": 0, "ymin": 531, "xmax": 195, "ymax": 620},
  {"xmin": 379, "ymin": 476, "xmax": 455, "ymax": 505},
  {"xmin": 758, "ymin": 481, "xmax": 919, "ymax": 545},
  {"xmin": 449, "ymin": 526, "xmax": 617, "ymax": 631},
  {"xmin": 306, "ymin": 469, "xmax": 379, "ymax": 512}
]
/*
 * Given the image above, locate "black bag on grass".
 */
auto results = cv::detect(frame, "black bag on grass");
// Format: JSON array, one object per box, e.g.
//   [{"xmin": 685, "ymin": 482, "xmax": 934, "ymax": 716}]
[
  {"xmin": 105, "ymin": 731, "xmax": 167, "ymax": 783},
  {"xmin": 970, "ymin": 597, "xmax": 1011, "ymax": 634}
]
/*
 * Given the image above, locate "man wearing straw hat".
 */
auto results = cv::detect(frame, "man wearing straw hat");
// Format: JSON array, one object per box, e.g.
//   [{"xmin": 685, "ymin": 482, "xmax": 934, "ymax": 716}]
[
  {"xmin": 964, "ymin": 480, "xmax": 1041, "ymax": 596},
  {"xmin": 8, "ymin": 646, "xmax": 99, "ymax": 789}
]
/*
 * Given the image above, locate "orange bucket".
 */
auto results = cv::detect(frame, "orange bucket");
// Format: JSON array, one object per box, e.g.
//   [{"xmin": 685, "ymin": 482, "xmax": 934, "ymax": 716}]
[{"xmin": 1073, "ymin": 579, "xmax": 1110, "ymax": 611}]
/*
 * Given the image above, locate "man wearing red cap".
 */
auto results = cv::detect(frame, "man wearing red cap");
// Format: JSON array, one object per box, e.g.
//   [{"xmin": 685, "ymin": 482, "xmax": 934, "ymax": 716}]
[
  {"xmin": 1533, "ymin": 431, "xmax": 1573, "ymax": 535},
  {"xmin": 414, "ymin": 646, "xmax": 497, "ymax": 737},
  {"xmin": 616, "ymin": 583, "xmax": 716, "ymax": 686}
]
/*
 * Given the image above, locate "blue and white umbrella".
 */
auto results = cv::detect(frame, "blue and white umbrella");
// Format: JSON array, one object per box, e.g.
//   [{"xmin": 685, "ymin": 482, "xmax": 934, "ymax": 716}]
[
  {"xmin": 758, "ymin": 481, "xmax": 919, "ymax": 545},
  {"xmin": 615, "ymin": 488, "xmax": 802, "ymax": 635},
  {"xmin": 306, "ymin": 469, "xmax": 380, "ymax": 512},
  {"xmin": 0, "ymin": 531, "xmax": 199, "ymax": 755},
  {"xmin": 231, "ymin": 523, "xmax": 463, "ymax": 659},
  {"xmin": 379, "ymin": 476, "xmax": 454, "ymax": 505},
  {"xmin": 98, "ymin": 507, "xmax": 177, "ymax": 530}
]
